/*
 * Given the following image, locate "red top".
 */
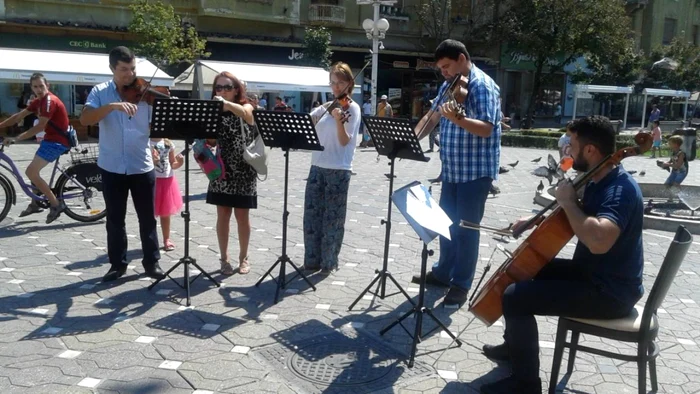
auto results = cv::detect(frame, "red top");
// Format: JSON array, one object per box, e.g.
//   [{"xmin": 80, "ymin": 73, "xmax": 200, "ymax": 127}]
[{"xmin": 27, "ymin": 92, "xmax": 70, "ymax": 147}]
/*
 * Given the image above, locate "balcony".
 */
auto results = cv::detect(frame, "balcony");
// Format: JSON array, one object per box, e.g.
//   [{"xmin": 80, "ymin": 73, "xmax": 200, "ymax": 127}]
[{"xmin": 308, "ymin": 4, "xmax": 346, "ymax": 26}]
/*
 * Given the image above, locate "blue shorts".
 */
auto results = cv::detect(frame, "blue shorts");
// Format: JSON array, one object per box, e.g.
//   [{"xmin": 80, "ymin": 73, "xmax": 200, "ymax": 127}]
[
  {"xmin": 665, "ymin": 171, "xmax": 687, "ymax": 186},
  {"xmin": 653, "ymin": 140, "xmax": 661, "ymax": 148},
  {"xmin": 35, "ymin": 140, "xmax": 69, "ymax": 163}
]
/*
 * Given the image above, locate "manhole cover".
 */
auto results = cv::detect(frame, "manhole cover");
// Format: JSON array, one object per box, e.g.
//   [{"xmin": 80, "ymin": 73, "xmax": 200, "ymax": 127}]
[{"xmin": 251, "ymin": 322, "xmax": 434, "ymax": 394}]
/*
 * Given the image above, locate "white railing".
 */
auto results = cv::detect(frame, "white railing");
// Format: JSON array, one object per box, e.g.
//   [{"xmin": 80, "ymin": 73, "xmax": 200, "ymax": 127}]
[{"xmin": 308, "ymin": 4, "xmax": 346, "ymax": 25}]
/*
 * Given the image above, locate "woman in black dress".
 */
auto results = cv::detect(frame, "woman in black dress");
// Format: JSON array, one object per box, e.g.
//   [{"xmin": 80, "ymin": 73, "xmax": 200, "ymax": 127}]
[{"xmin": 206, "ymin": 71, "xmax": 257, "ymax": 275}]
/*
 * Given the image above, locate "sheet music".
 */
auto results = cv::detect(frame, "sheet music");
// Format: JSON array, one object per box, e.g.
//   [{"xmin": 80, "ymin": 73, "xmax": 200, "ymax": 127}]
[{"xmin": 392, "ymin": 182, "xmax": 452, "ymax": 243}]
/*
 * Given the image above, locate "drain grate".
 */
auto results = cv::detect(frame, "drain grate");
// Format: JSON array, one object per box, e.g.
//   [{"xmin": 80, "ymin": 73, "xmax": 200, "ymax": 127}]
[{"xmin": 252, "ymin": 324, "xmax": 434, "ymax": 393}]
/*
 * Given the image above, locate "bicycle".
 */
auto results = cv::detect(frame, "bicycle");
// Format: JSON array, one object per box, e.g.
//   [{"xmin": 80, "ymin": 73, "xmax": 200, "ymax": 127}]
[{"xmin": 0, "ymin": 137, "xmax": 106, "ymax": 223}]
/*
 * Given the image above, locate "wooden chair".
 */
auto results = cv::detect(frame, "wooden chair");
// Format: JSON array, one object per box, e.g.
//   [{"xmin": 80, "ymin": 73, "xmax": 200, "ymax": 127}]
[{"xmin": 549, "ymin": 225, "xmax": 693, "ymax": 394}]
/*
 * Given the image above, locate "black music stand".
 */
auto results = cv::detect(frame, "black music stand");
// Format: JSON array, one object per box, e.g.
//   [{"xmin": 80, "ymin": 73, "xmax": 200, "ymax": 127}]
[
  {"xmin": 252, "ymin": 110, "xmax": 323, "ymax": 304},
  {"xmin": 348, "ymin": 116, "xmax": 429, "ymax": 311},
  {"xmin": 378, "ymin": 181, "xmax": 462, "ymax": 367},
  {"xmin": 148, "ymin": 98, "xmax": 222, "ymax": 306}
]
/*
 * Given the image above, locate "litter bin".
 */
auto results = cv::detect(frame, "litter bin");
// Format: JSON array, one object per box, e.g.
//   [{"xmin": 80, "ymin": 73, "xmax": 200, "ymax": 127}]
[{"xmin": 672, "ymin": 128, "xmax": 697, "ymax": 161}]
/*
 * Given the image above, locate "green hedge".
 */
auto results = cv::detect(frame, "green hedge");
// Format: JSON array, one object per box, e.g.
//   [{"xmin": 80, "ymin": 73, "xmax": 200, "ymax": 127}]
[
  {"xmin": 520, "ymin": 129, "xmax": 564, "ymax": 138},
  {"xmin": 502, "ymin": 133, "xmax": 640, "ymax": 150},
  {"xmin": 501, "ymin": 134, "xmax": 559, "ymax": 149}
]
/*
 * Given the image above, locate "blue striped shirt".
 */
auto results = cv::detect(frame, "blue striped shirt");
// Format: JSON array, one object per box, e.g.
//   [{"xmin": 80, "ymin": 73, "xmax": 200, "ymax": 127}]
[{"xmin": 432, "ymin": 64, "xmax": 501, "ymax": 183}]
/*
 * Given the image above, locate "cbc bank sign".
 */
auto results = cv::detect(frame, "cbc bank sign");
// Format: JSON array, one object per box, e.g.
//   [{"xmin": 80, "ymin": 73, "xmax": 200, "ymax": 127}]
[{"xmin": 69, "ymin": 40, "xmax": 107, "ymax": 50}]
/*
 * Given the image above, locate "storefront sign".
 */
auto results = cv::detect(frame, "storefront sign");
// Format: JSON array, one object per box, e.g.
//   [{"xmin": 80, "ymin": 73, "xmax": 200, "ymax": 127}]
[
  {"xmin": 69, "ymin": 40, "xmax": 108, "ymax": 50},
  {"xmin": 500, "ymin": 45, "xmax": 566, "ymax": 71},
  {"xmin": 0, "ymin": 33, "xmax": 126, "ymax": 54},
  {"xmin": 388, "ymin": 88, "xmax": 402, "ymax": 101},
  {"xmin": 416, "ymin": 59, "xmax": 436, "ymax": 70},
  {"xmin": 288, "ymin": 48, "xmax": 304, "ymax": 61},
  {"xmin": 393, "ymin": 61, "xmax": 409, "ymax": 68}
]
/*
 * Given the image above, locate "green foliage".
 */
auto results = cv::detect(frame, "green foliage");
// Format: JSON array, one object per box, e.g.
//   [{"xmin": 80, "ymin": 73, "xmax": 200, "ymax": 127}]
[
  {"xmin": 417, "ymin": 0, "xmax": 453, "ymax": 42},
  {"xmin": 501, "ymin": 134, "xmax": 559, "ymax": 149},
  {"xmin": 128, "ymin": 0, "xmax": 209, "ymax": 67},
  {"xmin": 639, "ymin": 37, "xmax": 700, "ymax": 92},
  {"xmin": 502, "ymin": 133, "xmax": 636, "ymax": 150},
  {"xmin": 301, "ymin": 26, "xmax": 333, "ymax": 70},
  {"xmin": 499, "ymin": 0, "xmax": 635, "ymax": 128},
  {"xmin": 570, "ymin": 41, "xmax": 645, "ymax": 87},
  {"xmin": 521, "ymin": 129, "xmax": 564, "ymax": 138}
]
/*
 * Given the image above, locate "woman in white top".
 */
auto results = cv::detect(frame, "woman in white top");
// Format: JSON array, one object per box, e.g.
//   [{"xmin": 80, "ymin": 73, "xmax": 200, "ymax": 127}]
[{"xmin": 303, "ymin": 62, "xmax": 361, "ymax": 274}]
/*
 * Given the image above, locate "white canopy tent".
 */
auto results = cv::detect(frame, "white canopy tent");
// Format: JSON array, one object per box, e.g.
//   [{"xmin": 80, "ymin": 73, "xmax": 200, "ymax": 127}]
[
  {"xmin": 572, "ymin": 84, "xmax": 634, "ymax": 129},
  {"xmin": 173, "ymin": 60, "xmax": 361, "ymax": 94},
  {"xmin": 0, "ymin": 47, "xmax": 173, "ymax": 86},
  {"xmin": 640, "ymin": 88, "xmax": 691, "ymax": 127}
]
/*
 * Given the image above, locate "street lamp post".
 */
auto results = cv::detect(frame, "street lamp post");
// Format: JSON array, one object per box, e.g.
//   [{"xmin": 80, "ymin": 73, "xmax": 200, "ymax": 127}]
[{"xmin": 358, "ymin": 0, "xmax": 393, "ymax": 116}]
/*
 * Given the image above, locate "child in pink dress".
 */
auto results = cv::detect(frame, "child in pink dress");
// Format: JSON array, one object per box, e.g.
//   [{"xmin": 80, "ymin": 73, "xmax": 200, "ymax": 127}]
[{"xmin": 151, "ymin": 138, "xmax": 184, "ymax": 251}]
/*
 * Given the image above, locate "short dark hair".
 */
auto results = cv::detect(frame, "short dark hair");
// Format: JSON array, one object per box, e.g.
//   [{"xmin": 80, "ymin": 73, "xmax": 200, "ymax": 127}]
[
  {"xmin": 29, "ymin": 72, "xmax": 48, "ymax": 85},
  {"xmin": 568, "ymin": 115, "xmax": 616, "ymax": 156},
  {"xmin": 434, "ymin": 39, "xmax": 470, "ymax": 62},
  {"xmin": 109, "ymin": 46, "xmax": 135, "ymax": 68}
]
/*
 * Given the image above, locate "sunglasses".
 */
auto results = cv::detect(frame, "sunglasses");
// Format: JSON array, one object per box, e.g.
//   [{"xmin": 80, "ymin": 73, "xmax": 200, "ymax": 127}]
[{"xmin": 215, "ymin": 84, "xmax": 235, "ymax": 92}]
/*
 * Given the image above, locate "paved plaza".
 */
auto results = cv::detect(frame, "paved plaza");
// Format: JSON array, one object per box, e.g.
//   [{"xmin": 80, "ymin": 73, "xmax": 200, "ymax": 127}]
[{"xmin": 0, "ymin": 138, "xmax": 699, "ymax": 394}]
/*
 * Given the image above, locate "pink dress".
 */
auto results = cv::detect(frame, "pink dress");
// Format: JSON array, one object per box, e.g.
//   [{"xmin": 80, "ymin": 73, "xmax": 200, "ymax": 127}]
[{"xmin": 152, "ymin": 140, "xmax": 183, "ymax": 217}]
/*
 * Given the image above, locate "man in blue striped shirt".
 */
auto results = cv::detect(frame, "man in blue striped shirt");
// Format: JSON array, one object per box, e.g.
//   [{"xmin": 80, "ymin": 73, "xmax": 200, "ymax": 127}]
[{"xmin": 413, "ymin": 39, "xmax": 502, "ymax": 306}]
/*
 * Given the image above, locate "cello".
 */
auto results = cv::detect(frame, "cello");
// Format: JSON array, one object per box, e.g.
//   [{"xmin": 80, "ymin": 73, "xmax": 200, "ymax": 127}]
[{"xmin": 465, "ymin": 131, "xmax": 653, "ymax": 326}]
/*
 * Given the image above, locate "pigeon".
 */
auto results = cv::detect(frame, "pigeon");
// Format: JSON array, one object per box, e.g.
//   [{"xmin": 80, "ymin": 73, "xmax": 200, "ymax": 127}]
[
  {"xmin": 536, "ymin": 180, "xmax": 544, "ymax": 194},
  {"xmin": 490, "ymin": 185, "xmax": 501, "ymax": 196},
  {"xmin": 531, "ymin": 157, "xmax": 542, "ymax": 163},
  {"xmin": 628, "ymin": 170, "xmax": 638, "ymax": 175},
  {"xmin": 508, "ymin": 160, "xmax": 519, "ymax": 168},
  {"xmin": 640, "ymin": 170, "xmax": 646, "ymax": 176},
  {"xmin": 532, "ymin": 154, "xmax": 561, "ymax": 185}
]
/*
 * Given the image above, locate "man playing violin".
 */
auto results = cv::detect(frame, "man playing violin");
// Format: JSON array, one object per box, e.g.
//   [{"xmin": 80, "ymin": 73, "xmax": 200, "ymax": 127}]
[
  {"xmin": 480, "ymin": 116, "xmax": 644, "ymax": 394},
  {"xmin": 413, "ymin": 39, "xmax": 502, "ymax": 306},
  {"xmin": 80, "ymin": 46, "xmax": 165, "ymax": 283}
]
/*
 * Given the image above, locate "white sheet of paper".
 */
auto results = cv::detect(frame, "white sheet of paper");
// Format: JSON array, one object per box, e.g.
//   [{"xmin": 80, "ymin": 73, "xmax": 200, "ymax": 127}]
[{"xmin": 404, "ymin": 184, "xmax": 452, "ymax": 241}]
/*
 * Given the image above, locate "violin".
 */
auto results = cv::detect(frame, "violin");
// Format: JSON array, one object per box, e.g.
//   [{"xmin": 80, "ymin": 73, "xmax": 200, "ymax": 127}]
[
  {"xmin": 448, "ymin": 74, "xmax": 469, "ymax": 104},
  {"xmin": 325, "ymin": 94, "xmax": 352, "ymax": 124},
  {"xmin": 415, "ymin": 72, "xmax": 469, "ymax": 139},
  {"xmin": 465, "ymin": 131, "xmax": 653, "ymax": 326},
  {"xmin": 118, "ymin": 77, "xmax": 171, "ymax": 105}
]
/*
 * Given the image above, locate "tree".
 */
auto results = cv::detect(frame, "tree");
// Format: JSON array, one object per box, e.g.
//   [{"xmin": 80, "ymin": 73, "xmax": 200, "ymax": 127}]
[
  {"xmin": 301, "ymin": 26, "xmax": 333, "ymax": 70},
  {"xmin": 128, "ymin": 0, "xmax": 209, "ymax": 71},
  {"xmin": 640, "ymin": 38, "xmax": 700, "ymax": 93},
  {"xmin": 500, "ymin": 0, "xmax": 635, "ymax": 128},
  {"xmin": 417, "ymin": 0, "xmax": 453, "ymax": 44}
]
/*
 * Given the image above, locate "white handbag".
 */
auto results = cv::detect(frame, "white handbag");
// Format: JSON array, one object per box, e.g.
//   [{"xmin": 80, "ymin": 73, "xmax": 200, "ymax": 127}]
[{"xmin": 241, "ymin": 119, "xmax": 268, "ymax": 180}]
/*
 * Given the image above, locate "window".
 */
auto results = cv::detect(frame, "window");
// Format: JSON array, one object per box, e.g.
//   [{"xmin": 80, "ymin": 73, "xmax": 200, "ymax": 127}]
[{"xmin": 663, "ymin": 18, "xmax": 677, "ymax": 45}]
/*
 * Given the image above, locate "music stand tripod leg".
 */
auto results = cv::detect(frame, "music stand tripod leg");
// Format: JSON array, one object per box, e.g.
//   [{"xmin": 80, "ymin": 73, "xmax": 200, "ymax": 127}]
[
  {"xmin": 148, "ymin": 139, "xmax": 220, "ymax": 307},
  {"xmin": 349, "ymin": 156, "xmax": 415, "ymax": 310},
  {"xmin": 381, "ymin": 243, "xmax": 460, "ymax": 367},
  {"xmin": 255, "ymin": 149, "xmax": 315, "ymax": 304}
]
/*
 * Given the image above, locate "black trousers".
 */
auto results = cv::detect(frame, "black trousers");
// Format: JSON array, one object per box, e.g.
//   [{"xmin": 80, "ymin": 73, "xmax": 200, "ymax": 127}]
[
  {"xmin": 101, "ymin": 169, "xmax": 160, "ymax": 267},
  {"xmin": 503, "ymin": 258, "xmax": 633, "ymax": 381}
]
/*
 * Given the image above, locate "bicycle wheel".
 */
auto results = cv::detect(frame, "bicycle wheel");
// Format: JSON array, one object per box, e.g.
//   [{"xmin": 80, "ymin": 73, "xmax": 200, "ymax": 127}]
[
  {"xmin": 56, "ymin": 163, "xmax": 106, "ymax": 222},
  {"xmin": 0, "ymin": 175, "xmax": 14, "ymax": 223}
]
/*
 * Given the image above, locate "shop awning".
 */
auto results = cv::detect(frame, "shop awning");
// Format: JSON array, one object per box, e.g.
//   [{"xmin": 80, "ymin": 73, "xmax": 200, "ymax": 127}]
[
  {"xmin": 572, "ymin": 84, "xmax": 634, "ymax": 129},
  {"xmin": 640, "ymin": 88, "xmax": 692, "ymax": 127},
  {"xmin": 173, "ymin": 60, "xmax": 361, "ymax": 94},
  {"xmin": 0, "ymin": 47, "xmax": 173, "ymax": 86}
]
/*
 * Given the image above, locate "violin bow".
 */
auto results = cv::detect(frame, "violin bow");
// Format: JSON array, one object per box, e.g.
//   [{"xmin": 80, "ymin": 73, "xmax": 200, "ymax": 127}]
[{"xmin": 314, "ymin": 51, "xmax": 373, "ymax": 124}]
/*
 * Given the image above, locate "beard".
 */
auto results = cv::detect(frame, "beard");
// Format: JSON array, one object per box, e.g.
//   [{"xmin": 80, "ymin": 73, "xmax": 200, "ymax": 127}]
[{"xmin": 572, "ymin": 155, "xmax": 589, "ymax": 172}]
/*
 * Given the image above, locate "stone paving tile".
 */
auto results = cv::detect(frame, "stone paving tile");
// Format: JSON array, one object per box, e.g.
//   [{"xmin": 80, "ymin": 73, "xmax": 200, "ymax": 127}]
[{"xmin": 1, "ymin": 141, "xmax": 700, "ymax": 393}]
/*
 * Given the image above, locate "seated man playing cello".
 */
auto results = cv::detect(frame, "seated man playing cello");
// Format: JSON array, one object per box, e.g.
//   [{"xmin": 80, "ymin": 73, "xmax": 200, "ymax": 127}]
[{"xmin": 480, "ymin": 116, "xmax": 645, "ymax": 394}]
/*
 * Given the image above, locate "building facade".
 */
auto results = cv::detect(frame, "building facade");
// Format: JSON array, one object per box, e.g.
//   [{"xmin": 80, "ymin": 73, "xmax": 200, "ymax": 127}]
[{"xmin": 0, "ymin": 0, "xmax": 501, "ymax": 122}]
